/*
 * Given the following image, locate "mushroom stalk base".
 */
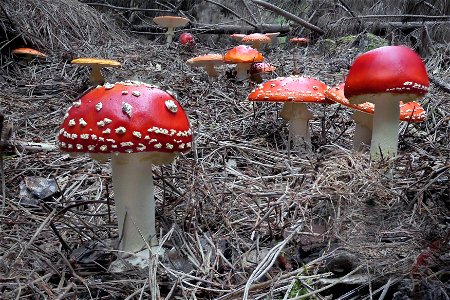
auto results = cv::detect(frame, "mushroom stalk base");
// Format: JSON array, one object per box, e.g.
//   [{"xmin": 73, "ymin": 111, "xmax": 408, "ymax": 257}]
[
  {"xmin": 352, "ymin": 94, "xmax": 403, "ymax": 159},
  {"xmin": 352, "ymin": 111, "xmax": 373, "ymax": 151},
  {"xmin": 234, "ymin": 63, "xmax": 252, "ymax": 81},
  {"xmin": 89, "ymin": 66, "xmax": 105, "ymax": 86},
  {"xmin": 165, "ymin": 27, "xmax": 175, "ymax": 44},
  {"xmin": 281, "ymin": 102, "xmax": 313, "ymax": 152},
  {"xmin": 111, "ymin": 152, "xmax": 158, "ymax": 255}
]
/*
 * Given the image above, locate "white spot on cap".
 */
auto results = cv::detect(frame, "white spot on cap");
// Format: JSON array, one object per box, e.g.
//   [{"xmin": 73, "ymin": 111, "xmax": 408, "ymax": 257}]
[
  {"xmin": 79, "ymin": 118, "xmax": 87, "ymax": 127},
  {"xmin": 154, "ymin": 143, "xmax": 162, "ymax": 149},
  {"xmin": 100, "ymin": 145, "xmax": 108, "ymax": 151},
  {"xmin": 76, "ymin": 144, "xmax": 83, "ymax": 150},
  {"xmin": 122, "ymin": 90, "xmax": 129, "ymax": 95},
  {"xmin": 68, "ymin": 119, "xmax": 76, "ymax": 127},
  {"xmin": 88, "ymin": 145, "xmax": 95, "ymax": 151},
  {"xmin": 120, "ymin": 142, "xmax": 134, "ymax": 147},
  {"xmin": 133, "ymin": 131, "xmax": 142, "ymax": 138},
  {"xmin": 132, "ymin": 91, "xmax": 141, "ymax": 97},
  {"xmin": 165, "ymin": 99, "xmax": 178, "ymax": 113},
  {"xmin": 122, "ymin": 102, "xmax": 133, "ymax": 118},
  {"xmin": 96, "ymin": 102, "xmax": 103, "ymax": 111},
  {"xmin": 104, "ymin": 83, "xmax": 115, "ymax": 89},
  {"xmin": 115, "ymin": 126, "xmax": 126, "ymax": 134},
  {"xmin": 166, "ymin": 143, "xmax": 174, "ymax": 149},
  {"xmin": 73, "ymin": 100, "xmax": 81, "ymax": 107},
  {"xmin": 102, "ymin": 128, "xmax": 111, "ymax": 134}
]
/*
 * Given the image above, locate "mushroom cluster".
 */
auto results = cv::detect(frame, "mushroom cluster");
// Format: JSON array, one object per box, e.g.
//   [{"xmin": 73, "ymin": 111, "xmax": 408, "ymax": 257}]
[
  {"xmin": 344, "ymin": 45, "xmax": 429, "ymax": 158},
  {"xmin": 58, "ymin": 80, "xmax": 192, "ymax": 260}
]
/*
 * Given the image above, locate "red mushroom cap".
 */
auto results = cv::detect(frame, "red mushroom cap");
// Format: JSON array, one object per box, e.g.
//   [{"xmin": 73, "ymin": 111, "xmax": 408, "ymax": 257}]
[
  {"xmin": 326, "ymin": 83, "xmax": 426, "ymax": 122},
  {"xmin": 344, "ymin": 46, "xmax": 429, "ymax": 101},
  {"xmin": 180, "ymin": 32, "xmax": 195, "ymax": 45},
  {"xmin": 224, "ymin": 45, "xmax": 264, "ymax": 64},
  {"xmin": 248, "ymin": 76, "xmax": 330, "ymax": 103},
  {"xmin": 289, "ymin": 37, "xmax": 309, "ymax": 46},
  {"xmin": 250, "ymin": 62, "xmax": 276, "ymax": 75},
  {"xmin": 58, "ymin": 81, "xmax": 192, "ymax": 154}
]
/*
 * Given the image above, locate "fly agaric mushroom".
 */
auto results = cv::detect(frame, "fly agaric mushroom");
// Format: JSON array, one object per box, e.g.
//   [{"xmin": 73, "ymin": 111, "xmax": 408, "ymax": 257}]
[
  {"xmin": 58, "ymin": 81, "xmax": 192, "ymax": 263},
  {"xmin": 229, "ymin": 33, "xmax": 247, "ymax": 43},
  {"xmin": 187, "ymin": 54, "xmax": 224, "ymax": 79},
  {"xmin": 290, "ymin": 37, "xmax": 309, "ymax": 75},
  {"xmin": 344, "ymin": 45, "xmax": 429, "ymax": 159},
  {"xmin": 249, "ymin": 62, "xmax": 276, "ymax": 83},
  {"xmin": 242, "ymin": 33, "xmax": 272, "ymax": 50},
  {"xmin": 248, "ymin": 76, "xmax": 330, "ymax": 151},
  {"xmin": 71, "ymin": 58, "xmax": 121, "ymax": 86},
  {"xmin": 224, "ymin": 45, "xmax": 264, "ymax": 81},
  {"xmin": 180, "ymin": 32, "xmax": 195, "ymax": 46},
  {"xmin": 153, "ymin": 16, "xmax": 189, "ymax": 44},
  {"xmin": 12, "ymin": 47, "xmax": 47, "ymax": 63},
  {"xmin": 326, "ymin": 83, "xmax": 427, "ymax": 151}
]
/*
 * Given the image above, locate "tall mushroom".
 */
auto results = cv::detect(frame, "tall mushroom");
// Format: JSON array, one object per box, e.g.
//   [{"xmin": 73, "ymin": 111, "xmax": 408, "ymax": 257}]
[
  {"xmin": 344, "ymin": 46, "xmax": 429, "ymax": 159},
  {"xmin": 224, "ymin": 45, "xmax": 264, "ymax": 81},
  {"xmin": 71, "ymin": 58, "xmax": 121, "ymax": 86},
  {"xmin": 248, "ymin": 76, "xmax": 329, "ymax": 151},
  {"xmin": 58, "ymin": 81, "xmax": 192, "ymax": 262},
  {"xmin": 326, "ymin": 83, "xmax": 427, "ymax": 151},
  {"xmin": 153, "ymin": 16, "xmax": 189, "ymax": 44}
]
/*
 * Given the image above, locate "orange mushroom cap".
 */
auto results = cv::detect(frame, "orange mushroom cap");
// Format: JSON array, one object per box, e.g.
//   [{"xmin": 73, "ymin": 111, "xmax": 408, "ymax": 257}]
[
  {"xmin": 224, "ymin": 45, "xmax": 264, "ymax": 64},
  {"xmin": 187, "ymin": 54, "xmax": 224, "ymax": 65},
  {"xmin": 153, "ymin": 16, "xmax": 189, "ymax": 28},
  {"xmin": 248, "ymin": 76, "xmax": 330, "ymax": 103},
  {"xmin": 12, "ymin": 47, "xmax": 46, "ymax": 58},
  {"xmin": 326, "ymin": 83, "xmax": 427, "ymax": 122},
  {"xmin": 242, "ymin": 33, "xmax": 271, "ymax": 44},
  {"xmin": 290, "ymin": 37, "xmax": 310, "ymax": 46}
]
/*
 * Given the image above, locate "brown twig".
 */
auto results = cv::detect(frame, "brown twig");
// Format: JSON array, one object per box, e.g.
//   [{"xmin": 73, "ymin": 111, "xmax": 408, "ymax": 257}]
[
  {"xmin": 85, "ymin": 2, "xmax": 172, "ymax": 13},
  {"xmin": 205, "ymin": 0, "xmax": 257, "ymax": 28}
]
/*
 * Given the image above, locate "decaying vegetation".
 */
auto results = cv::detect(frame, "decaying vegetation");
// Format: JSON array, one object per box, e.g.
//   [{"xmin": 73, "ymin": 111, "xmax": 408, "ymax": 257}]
[{"xmin": 0, "ymin": 0, "xmax": 448, "ymax": 299}]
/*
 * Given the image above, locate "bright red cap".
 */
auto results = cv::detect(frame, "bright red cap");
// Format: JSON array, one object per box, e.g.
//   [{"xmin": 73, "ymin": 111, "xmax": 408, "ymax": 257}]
[
  {"xmin": 250, "ymin": 62, "xmax": 276, "ymax": 75},
  {"xmin": 326, "ymin": 83, "xmax": 426, "ymax": 121},
  {"xmin": 180, "ymin": 32, "xmax": 195, "ymax": 45},
  {"xmin": 224, "ymin": 45, "xmax": 264, "ymax": 64},
  {"xmin": 248, "ymin": 76, "xmax": 330, "ymax": 103},
  {"xmin": 344, "ymin": 46, "xmax": 429, "ymax": 100},
  {"xmin": 58, "ymin": 81, "xmax": 192, "ymax": 154}
]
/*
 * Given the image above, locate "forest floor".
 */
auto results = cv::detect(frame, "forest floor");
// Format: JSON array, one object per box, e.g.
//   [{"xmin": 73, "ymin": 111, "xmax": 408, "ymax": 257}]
[{"xmin": 0, "ymin": 21, "xmax": 449, "ymax": 299}]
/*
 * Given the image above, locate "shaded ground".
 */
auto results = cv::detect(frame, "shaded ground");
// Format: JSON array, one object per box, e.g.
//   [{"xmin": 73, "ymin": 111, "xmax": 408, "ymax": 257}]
[{"xmin": 0, "ymin": 2, "xmax": 449, "ymax": 299}]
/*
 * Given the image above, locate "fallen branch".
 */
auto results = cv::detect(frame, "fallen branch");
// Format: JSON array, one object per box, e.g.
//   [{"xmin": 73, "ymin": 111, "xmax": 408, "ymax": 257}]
[
  {"xmin": 205, "ymin": 0, "xmax": 257, "ymax": 28},
  {"xmin": 131, "ymin": 23, "xmax": 290, "ymax": 35},
  {"xmin": 351, "ymin": 14, "xmax": 450, "ymax": 21},
  {"xmin": 362, "ymin": 20, "xmax": 450, "ymax": 30},
  {"xmin": 250, "ymin": 0, "xmax": 325, "ymax": 35}
]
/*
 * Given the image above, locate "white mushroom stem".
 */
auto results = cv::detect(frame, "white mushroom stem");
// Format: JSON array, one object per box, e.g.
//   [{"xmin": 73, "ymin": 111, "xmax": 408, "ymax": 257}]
[
  {"xmin": 164, "ymin": 27, "xmax": 175, "ymax": 44},
  {"xmin": 280, "ymin": 102, "xmax": 313, "ymax": 144},
  {"xmin": 352, "ymin": 94, "xmax": 404, "ymax": 159},
  {"xmin": 111, "ymin": 152, "xmax": 158, "ymax": 254},
  {"xmin": 352, "ymin": 110, "xmax": 373, "ymax": 151},
  {"xmin": 234, "ymin": 63, "xmax": 252, "ymax": 81}
]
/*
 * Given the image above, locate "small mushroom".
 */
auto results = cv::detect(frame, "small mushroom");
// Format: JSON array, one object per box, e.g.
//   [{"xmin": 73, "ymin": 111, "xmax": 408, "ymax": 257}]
[
  {"xmin": 224, "ymin": 45, "xmax": 264, "ymax": 81},
  {"xmin": 229, "ymin": 33, "xmax": 247, "ymax": 43},
  {"xmin": 12, "ymin": 47, "xmax": 47, "ymax": 64},
  {"xmin": 186, "ymin": 54, "xmax": 224, "ymax": 79},
  {"xmin": 249, "ymin": 62, "xmax": 276, "ymax": 83},
  {"xmin": 71, "ymin": 58, "xmax": 121, "ymax": 86},
  {"xmin": 242, "ymin": 33, "xmax": 272, "ymax": 50},
  {"xmin": 248, "ymin": 76, "xmax": 330, "ymax": 152},
  {"xmin": 326, "ymin": 83, "xmax": 427, "ymax": 151},
  {"xmin": 153, "ymin": 16, "xmax": 189, "ymax": 44},
  {"xmin": 344, "ymin": 46, "xmax": 429, "ymax": 159}
]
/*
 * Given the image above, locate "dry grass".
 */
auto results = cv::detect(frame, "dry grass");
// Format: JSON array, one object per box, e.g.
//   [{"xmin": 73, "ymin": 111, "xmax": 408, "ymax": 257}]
[{"xmin": 0, "ymin": 1, "xmax": 449, "ymax": 299}]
